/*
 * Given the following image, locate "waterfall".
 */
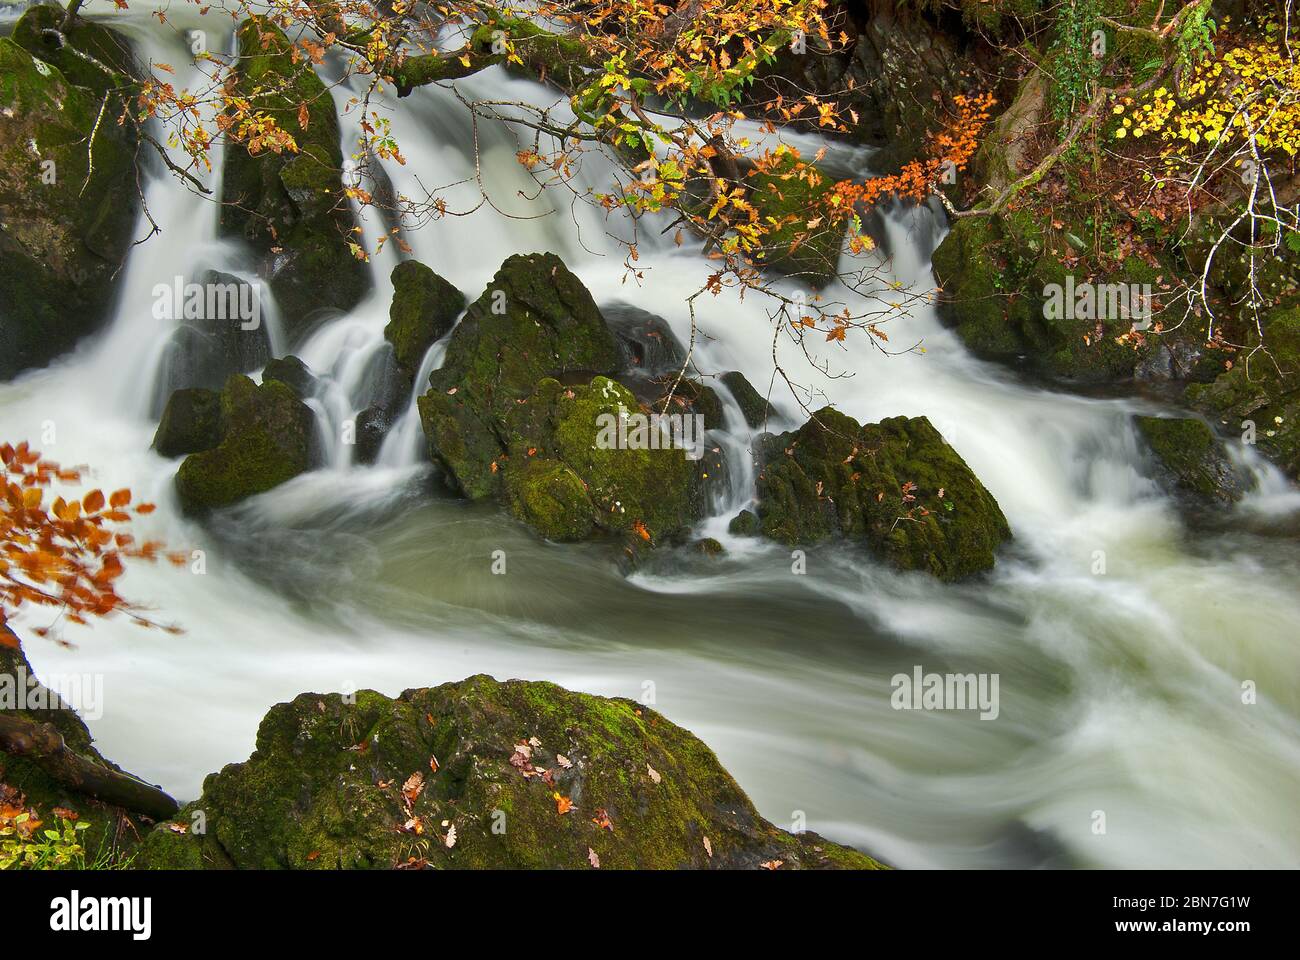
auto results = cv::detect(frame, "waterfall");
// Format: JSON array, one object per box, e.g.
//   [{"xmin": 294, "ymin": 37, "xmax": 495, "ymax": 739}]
[{"xmin": 3, "ymin": 7, "xmax": 1299, "ymax": 869}]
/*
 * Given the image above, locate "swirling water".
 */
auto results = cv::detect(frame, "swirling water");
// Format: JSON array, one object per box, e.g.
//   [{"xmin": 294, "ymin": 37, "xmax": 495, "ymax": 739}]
[{"xmin": 3, "ymin": 9, "xmax": 1299, "ymax": 868}]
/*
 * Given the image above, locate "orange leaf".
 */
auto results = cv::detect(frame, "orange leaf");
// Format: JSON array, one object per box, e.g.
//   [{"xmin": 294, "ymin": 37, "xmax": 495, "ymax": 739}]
[{"xmin": 83, "ymin": 490, "xmax": 105, "ymax": 513}]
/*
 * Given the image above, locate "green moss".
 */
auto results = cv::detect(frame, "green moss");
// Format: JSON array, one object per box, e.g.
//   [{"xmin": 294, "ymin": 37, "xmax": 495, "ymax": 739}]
[
  {"xmin": 746, "ymin": 154, "xmax": 842, "ymax": 287},
  {"xmin": 174, "ymin": 375, "xmax": 315, "ymax": 512},
  {"xmin": 1133, "ymin": 415, "xmax": 1247, "ymax": 502},
  {"xmin": 11, "ymin": 7, "xmax": 136, "ymax": 98},
  {"xmin": 720, "ymin": 371, "xmax": 773, "ymax": 428},
  {"xmin": 0, "ymin": 38, "xmax": 138, "ymax": 378},
  {"xmin": 753, "ymin": 408, "xmax": 1012, "ymax": 581},
  {"xmin": 139, "ymin": 675, "xmax": 886, "ymax": 870},
  {"xmin": 506, "ymin": 458, "xmax": 595, "ymax": 541},
  {"xmin": 386, "ymin": 261, "xmax": 465, "ymax": 379}
]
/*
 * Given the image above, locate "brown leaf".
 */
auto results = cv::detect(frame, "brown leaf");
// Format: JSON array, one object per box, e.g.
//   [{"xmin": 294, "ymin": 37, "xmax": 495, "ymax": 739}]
[
  {"xmin": 588, "ymin": 846, "xmax": 601, "ymax": 868},
  {"xmin": 647, "ymin": 764, "xmax": 661, "ymax": 784}
]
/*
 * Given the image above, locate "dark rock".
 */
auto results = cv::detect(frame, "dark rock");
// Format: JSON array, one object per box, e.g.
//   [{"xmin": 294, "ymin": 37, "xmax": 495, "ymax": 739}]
[
  {"xmin": 354, "ymin": 405, "xmax": 395, "ymax": 465},
  {"xmin": 1134, "ymin": 415, "xmax": 1252, "ymax": 504},
  {"xmin": 728, "ymin": 509, "xmax": 760, "ymax": 536},
  {"xmin": 262, "ymin": 355, "xmax": 318, "ymax": 399},
  {"xmin": 720, "ymin": 371, "xmax": 774, "ymax": 428},
  {"xmin": 153, "ymin": 388, "xmax": 221, "ymax": 457},
  {"xmin": 603, "ymin": 302, "xmax": 686, "ymax": 378},
  {"xmin": 750, "ymin": 407, "xmax": 1011, "ymax": 580},
  {"xmin": 385, "ymin": 260, "xmax": 465, "ymax": 381}
]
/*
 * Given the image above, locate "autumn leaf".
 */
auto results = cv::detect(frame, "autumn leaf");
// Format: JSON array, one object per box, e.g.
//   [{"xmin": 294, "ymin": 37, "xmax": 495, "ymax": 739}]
[
  {"xmin": 401, "ymin": 772, "xmax": 424, "ymax": 806},
  {"xmin": 647, "ymin": 764, "xmax": 662, "ymax": 784},
  {"xmin": 591, "ymin": 808, "xmax": 614, "ymax": 832},
  {"xmin": 553, "ymin": 792, "xmax": 573, "ymax": 816},
  {"xmin": 444, "ymin": 824, "xmax": 457, "ymax": 848},
  {"xmin": 556, "ymin": 753, "xmax": 573, "ymax": 770},
  {"xmin": 703, "ymin": 836, "xmax": 713, "ymax": 858},
  {"xmin": 587, "ymin": 847, "xmax": 601, "ymax": 868},
  {"xmin": 760, "ymin": 859, "xmax": 784, "ymax": 870}
]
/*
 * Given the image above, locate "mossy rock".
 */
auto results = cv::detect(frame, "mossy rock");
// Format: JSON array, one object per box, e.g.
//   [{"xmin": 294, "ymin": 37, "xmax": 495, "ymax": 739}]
[
  {"xmin": 174, "ymin": 374, "xmax": 316, "ymax": 512},
  {"xmin": 934, "ymin": 214, "xmax": 1193, "ymax": 383},
  {"xmin": 419, "ymin": 252, "xmax": 621, "ymax": 498},
  {"xmin": 505, "ymin": 457, "xmax": 595, "ymax": 541},
  {"xmin": 721, "ymin": 370, "xmax": 773, "ymax": 428},
  {"xmin": 511, "ymin": 376, "xmax": 705, "ymax": 542},
  {"xmin": 0, "ymin": 631, "xmax": 156, "ymax": 868},
  {"xmin": 728, "ymin": 508, "xmax": 760, "ymax": 536},
  {"xmin": 752, "ymin": 408, "xmax": 1012, "ymax": 581},
  {"xmin": 139, "ymin": 675, "xmax": 885, "ymax": 870},
  {"xmin": 11, "ymin": 7, "xmax": 137, "ymax": 98},
  {"xmin": 1186, "ymin": 305, "xmax": 1300, "ymax": 480},
  {"xmin": 153, "ymin": 387, "xmax": 222, "ymax": 457},
  {"xmin": 746, "ymin": 154, "xmax": 842, "ymax": 287},
  {"xmin": 219, "ymin": 17, "xmax": 367, "ymax": 341},
  {"xmin": 385, "ymin": 260, "xmax": 465, "ymax": 380},
  {"xmin": 0, "ymin": 36, "xmax": 138, "ymax": 378},
  {"xmin": 1133, "ymin": 415, "xmax": 1251, "ymax": 504},
  {"xmin": 428, "ymin": 252, "xmax": 621, "ymax": 416},
  {"xmin": 262, "ymin": 355, "xmax": 318, "ymax": 399}
]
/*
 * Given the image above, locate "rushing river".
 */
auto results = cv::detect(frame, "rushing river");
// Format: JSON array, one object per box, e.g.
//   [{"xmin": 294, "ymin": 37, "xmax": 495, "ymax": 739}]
[{"xmin": 4, "ymin": 7, "xmax": 1300, "ymax": 869}]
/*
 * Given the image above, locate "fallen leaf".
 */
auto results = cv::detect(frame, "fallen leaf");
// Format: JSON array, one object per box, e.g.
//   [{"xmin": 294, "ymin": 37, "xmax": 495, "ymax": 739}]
[
  {"xmin": 553, "ymin": 792, "xmax": 573, "ymax": 816},
  {"xmin": 761, "ymin": 859, "xmax": 784, "ymax": 870},
  {"xmin": 588, "ymin": 846, "xmax": 601, "ymax": 868},
  {"xmin": 647, "ymin": 764, "xmax": 661, "ymax": 784},
  {"xmin": 591, "ymin": 808, "xmax": 614, "ymax": 832},
  {"xmin": 703, "ymin": 836, "xmax": 713, "ymax": 858},
  {"xmin": 306, "ymin": 850, "xmax": 320, "ymax": 861},
  {"xmin": 429, "ymin": 755, "xmax": 439, "ymax": 773},
  {"xmin": 556, "ymin": 754, "xmax": 573, "ymax": 769},
  {"xmin": 445, "ymin": 824, "xmax": 457, "ymax": 848},
  {"xmin": 402, "ymin": 771, "xmax": 424, "ymax": 805}
]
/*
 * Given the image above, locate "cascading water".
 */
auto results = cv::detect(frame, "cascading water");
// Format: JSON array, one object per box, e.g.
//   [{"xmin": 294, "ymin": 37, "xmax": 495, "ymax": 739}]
[{"xmin": 4, "ymin": 8, "xmax": 1300, "ymax": 869}]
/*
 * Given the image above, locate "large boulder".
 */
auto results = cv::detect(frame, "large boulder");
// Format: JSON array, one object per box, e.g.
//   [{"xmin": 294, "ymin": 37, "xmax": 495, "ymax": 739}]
[
  {"xmin": 385, "ymin": 260, "xmax": 465, "ymax": 381},
  {"xmin": 173, "ymin": 374, "xmax": 317, "ymax": 512},
  {"xmin": 744, "ymin": 407, "xmax": 1011, "ymax": 581},
  {"xmin": 745, "ymin": 153, "xmax": 842, "ymax": 287},
  {"xmin": 220, "ymin": 18, "xmax": 368, "ymax": 342},
  {"xmin": 0, "ymin": 31, "xmax": 138, "ymax": 378},
  {"xmin": 418, "ymin": 254, "xmax": 714, "ymax": 542},
  {"xmin": 139, "ymin": 674, "xmax": 885, "ymax": 870}
]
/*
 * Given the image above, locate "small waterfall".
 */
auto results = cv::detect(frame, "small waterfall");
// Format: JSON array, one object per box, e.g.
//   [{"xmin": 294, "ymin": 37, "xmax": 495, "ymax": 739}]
[{"xmin": 4, "ymin": 7, "xmax": 1299, "ymax": 869}]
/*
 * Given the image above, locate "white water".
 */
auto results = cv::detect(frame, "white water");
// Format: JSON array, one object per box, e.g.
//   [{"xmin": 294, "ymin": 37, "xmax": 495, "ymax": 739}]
[{"xmin": 4, "ymin": 9, "xmax": 1300, "ymax": 869}]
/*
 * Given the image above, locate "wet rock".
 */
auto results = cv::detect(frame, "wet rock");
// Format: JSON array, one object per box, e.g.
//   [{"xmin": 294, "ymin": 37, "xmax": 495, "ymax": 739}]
[
  {"xmin": 174, "ymin": 374, "xmax": 317, "ymax": 513},
  {"xmin": 720, "ymin": 371, "xmax": 773, "ymax": 429},
  {"xmin": 152, "ymin": 271, "xmax": 273, "ymax": 402},
  {"xmin": 354, "ymin": 405, "xmax": 395, "ymax": 465},
  {"xmin": 1186, "ymin": 304, "xmax": 1300, "ymax": 481},
  {"xmin": 0, "ymin": 32, "xmax": 138, "ymax": 378},
  {"xmin": 728, "ymin": 509, "xmax": 760, "ymax": 536},
  {"xmin": 603, "ymin": 302, "xmax": 686, "ymax": 378},
  {"xmin": 1134, "ymin": 415, "xmax": 1252, "ymax": 504},
  {"xmin": 262, "ymin": 355, "xmax": 318, "ymax": 399},
  {"xmin": 219, "ymin": 18, "xmax": 368, "ymax": 343},
  {"xmin": 750, "ymin": 407, "xmax": 1011, "ymax": 581},
  {"xmin": 153, "ymin": 387, "xmax": 221, "ymax": 458},
  {"xmin": 385, "ymin": 260, "xmax": 465, "ymax": 381},
  {"xmin": 139, "ymin": 674, "xmax": 885, "ymax": 870}
]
